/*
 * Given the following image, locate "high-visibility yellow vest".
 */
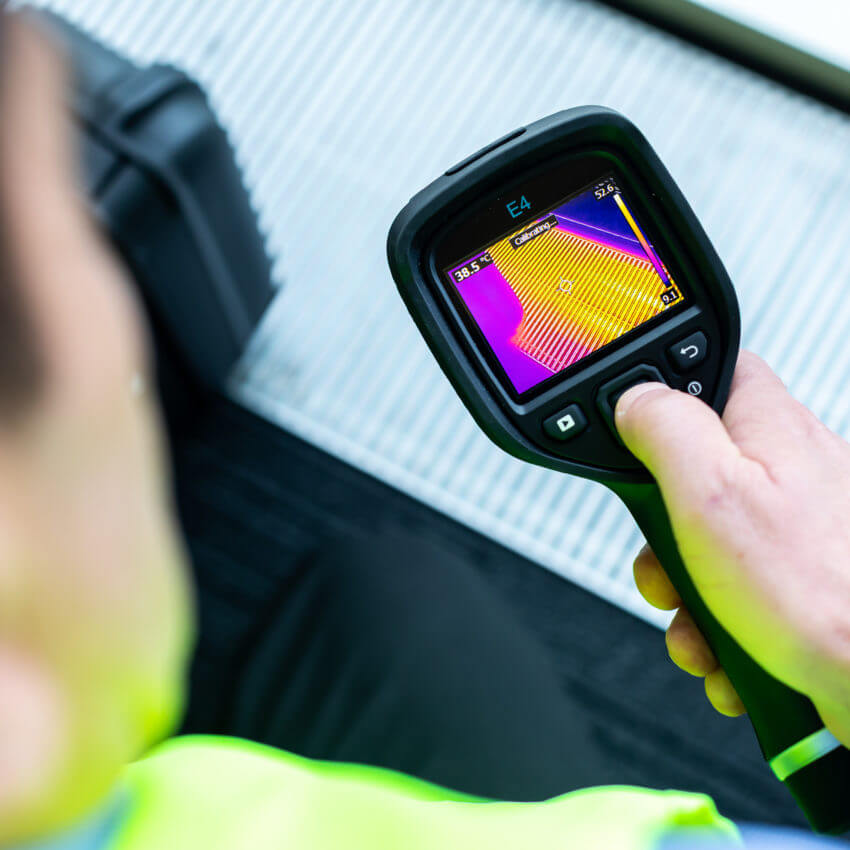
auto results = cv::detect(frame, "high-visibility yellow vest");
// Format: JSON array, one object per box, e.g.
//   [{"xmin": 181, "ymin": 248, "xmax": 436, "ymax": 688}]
[{"xmin": 102, "ymin": 735, "xmax": 740, "ymax": 850}]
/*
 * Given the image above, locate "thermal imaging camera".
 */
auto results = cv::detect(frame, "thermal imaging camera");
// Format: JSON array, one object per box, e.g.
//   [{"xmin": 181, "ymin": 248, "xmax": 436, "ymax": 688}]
[{"xmin": 387, "ymin": 108, "xmax": 850, "ymax": 833}]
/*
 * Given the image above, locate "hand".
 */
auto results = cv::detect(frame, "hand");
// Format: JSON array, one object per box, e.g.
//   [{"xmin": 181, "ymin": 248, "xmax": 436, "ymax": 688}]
[
  {"xmin": 616, "ymin": 351, "xmax": 850, "ymax": 746},
  {"xmin": 0, "ymin": 14, "xmax": 193, "ymax": 843},
  {"xmin": 632, "ymin": 543, "xmax": 746, "ymax": 717}
]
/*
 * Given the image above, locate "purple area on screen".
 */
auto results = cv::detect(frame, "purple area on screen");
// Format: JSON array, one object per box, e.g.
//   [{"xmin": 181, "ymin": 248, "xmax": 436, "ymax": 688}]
[
  {"xmin": 553, "ymin": 216, "xmax": 644, "ymax": 258},
  {"xmin": 454, "ymin": 261, "xmax": 554, "ymax": 394}
]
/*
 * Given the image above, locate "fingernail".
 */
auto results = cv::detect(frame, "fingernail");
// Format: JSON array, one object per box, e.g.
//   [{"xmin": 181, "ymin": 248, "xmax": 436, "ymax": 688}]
[{"xmin": 615, "ymin": 381, "xmax": 668, "ymax": 417}]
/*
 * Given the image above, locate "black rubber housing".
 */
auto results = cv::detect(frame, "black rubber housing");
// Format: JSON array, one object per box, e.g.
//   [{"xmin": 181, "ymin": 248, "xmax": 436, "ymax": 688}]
[
  {"xmin": 388, "ymin": 107, "xmax": 850, "ymax": 832},
  {"xmin": 389, "ymin": 107, "xmax": 738, "ymax": 485},
  {"xmin": 616, "ymin": 481, "xmax": 850, "ymax": 835},
  {"xmin": 784, "ymin": 746, "xmax": 850, "ymax": 835}
]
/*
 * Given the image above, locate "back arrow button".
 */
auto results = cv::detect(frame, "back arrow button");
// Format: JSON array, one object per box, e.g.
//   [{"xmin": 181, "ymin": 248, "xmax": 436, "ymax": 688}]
[{"xmin": 667, "ymin": 330, "xmax": 708, "ymax": 373}]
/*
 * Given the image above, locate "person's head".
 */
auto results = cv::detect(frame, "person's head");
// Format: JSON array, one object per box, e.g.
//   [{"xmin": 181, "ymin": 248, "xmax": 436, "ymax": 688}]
[{"xmin": 0, "ymin": 12, "xmax": 193, "ymax": 842}]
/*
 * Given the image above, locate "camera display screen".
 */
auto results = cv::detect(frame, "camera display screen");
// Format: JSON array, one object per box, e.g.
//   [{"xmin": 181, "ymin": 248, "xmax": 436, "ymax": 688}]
[{"xmin": 445, "ymin": 176, "xmax": 684, "ymax": 395}]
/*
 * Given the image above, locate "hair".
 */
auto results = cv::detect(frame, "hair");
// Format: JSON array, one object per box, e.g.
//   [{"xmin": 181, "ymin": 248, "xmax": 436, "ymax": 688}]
[{"xmin": 0, "ymin": 6, "xmax": 46, "ymax": 421}]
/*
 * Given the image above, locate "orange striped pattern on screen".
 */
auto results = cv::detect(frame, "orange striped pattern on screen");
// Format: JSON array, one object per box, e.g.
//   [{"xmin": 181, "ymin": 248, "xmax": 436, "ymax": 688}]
[{"xmin": 489, "ymin": 227, "xmax": 670, "ymax": 374}]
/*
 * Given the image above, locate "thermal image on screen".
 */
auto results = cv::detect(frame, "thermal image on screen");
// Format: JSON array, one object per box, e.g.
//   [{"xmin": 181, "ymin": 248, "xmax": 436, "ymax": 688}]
[{"xmin": 446, "ymin": 176, "xmax": 683, "ymax": 395}]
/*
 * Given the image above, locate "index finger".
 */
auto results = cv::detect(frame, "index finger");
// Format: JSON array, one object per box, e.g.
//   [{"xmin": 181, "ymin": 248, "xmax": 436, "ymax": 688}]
[{"xmin": 633, "ymin": 544, "xmax": 681, "ymax": 610}]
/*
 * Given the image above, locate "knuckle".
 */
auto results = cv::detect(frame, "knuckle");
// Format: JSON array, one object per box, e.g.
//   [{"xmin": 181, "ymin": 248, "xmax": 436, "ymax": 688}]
[
  {"xmin": 737, "ymin": 349, "xmax": 767, "ymax": 375},
  {"xmin": 728, "ymin": 350, "xmax": 784, "ymax": 403},
  {"xmin": 679, "ymin": 453, "xmax": 742, "ymax": 525},
  {"xmin": 735, "ymin": 350, "xmax": 778, "ymax": 387},
  {"xmin": 667, "ymin": 619, "xmax": 693, "ymax": 649},
  {"xmin": 793, "ymin": 400, "xmax": 834, "ymax": 445}
]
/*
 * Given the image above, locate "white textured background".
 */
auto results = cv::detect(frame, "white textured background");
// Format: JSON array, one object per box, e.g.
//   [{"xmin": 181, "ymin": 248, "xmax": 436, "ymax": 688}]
[
  {"xmin": 693, "ymin": 0, "xmax": 850, "ymax": 70},
  {"xmin": 31, "ymin": 0, "xmax": 850, "ymax": 626}
]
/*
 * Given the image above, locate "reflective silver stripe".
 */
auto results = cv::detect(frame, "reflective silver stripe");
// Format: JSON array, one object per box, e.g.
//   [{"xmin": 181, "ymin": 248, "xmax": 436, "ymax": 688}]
[{"xmin": 770, "ymin": 727, "xmax": 843, "ymax": 781}]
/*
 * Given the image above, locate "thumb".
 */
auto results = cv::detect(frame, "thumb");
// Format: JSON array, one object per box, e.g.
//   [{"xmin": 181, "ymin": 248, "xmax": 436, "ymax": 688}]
[{"xmin": 615, "ymin": 382, "xmax": 739, "ymax": 505}]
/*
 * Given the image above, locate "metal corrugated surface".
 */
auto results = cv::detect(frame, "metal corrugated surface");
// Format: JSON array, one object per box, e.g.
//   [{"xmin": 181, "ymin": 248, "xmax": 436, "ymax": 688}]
[{"xmin": 31, "ymin": 0, "xmax": 850, "ymax": 627}]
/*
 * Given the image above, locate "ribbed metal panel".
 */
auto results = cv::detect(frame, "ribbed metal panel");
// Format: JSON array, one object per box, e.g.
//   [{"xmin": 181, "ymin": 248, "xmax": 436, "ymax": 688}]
[{"xmin": 31, "ymin": 0, "xmax": 850, "ymax": 627}]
